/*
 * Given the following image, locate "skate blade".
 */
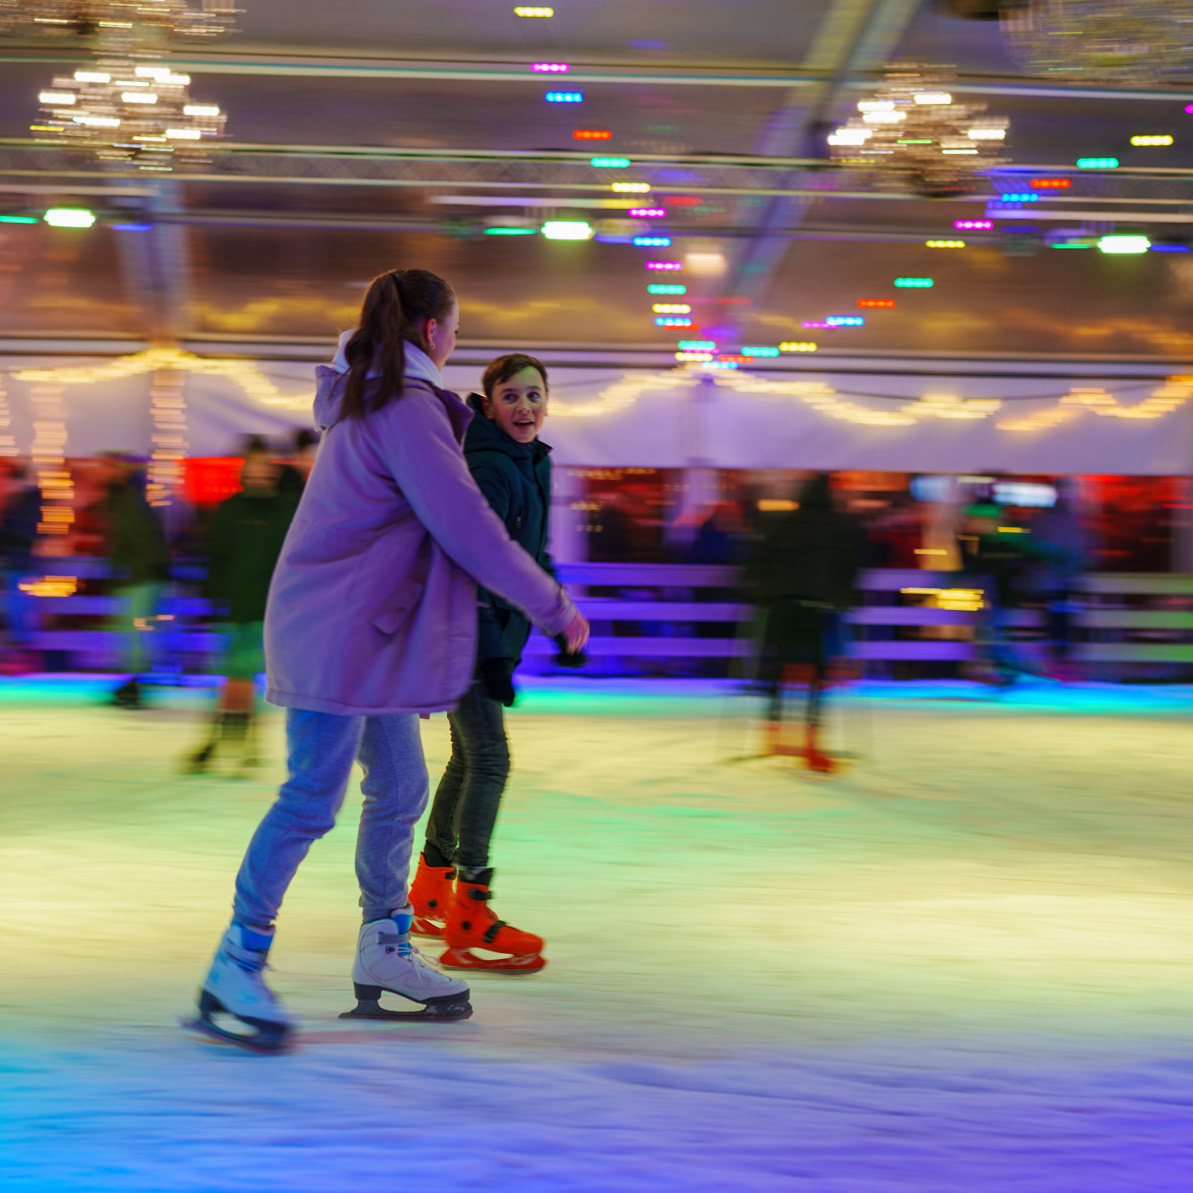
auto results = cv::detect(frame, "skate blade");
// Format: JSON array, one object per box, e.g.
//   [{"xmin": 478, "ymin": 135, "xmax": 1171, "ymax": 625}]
[
  {"xmin": 438, "ymin": 946, "xmax": 547, "ymax": 973},
  {"xmin": 339, "ymin": 997, "xmax": 472, "ymax": 1022},
  {"xmin": 178, "ymin": 1015, "xmax": 291, "ymax": 1054}
]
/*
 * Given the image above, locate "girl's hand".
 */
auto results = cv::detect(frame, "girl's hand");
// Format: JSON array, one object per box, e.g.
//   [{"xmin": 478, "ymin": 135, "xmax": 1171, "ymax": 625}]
[{"xmin": 561, "ymin": 610, "xmax": 590, "ymax": 654}]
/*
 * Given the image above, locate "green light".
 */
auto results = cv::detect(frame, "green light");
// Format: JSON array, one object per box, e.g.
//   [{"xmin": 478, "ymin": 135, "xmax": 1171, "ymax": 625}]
[
  {"xmin": 741, "ymin": 346, "xmax": 780, "ymax": 357},
  {"xmin": 1077, "ymin": 157, "xmax": 1118, "ymax": 168},
  {"xmin": 541, "ymin": 220, "xmax": 593, "ymax": 241},
  {"xmin": 894, "ymin": 277, "xmax": 934, "ymax": 288},
  {"xmin": 44, "ymin": 207, "xmax": 96, "ymax": 228},
  {"xmin": 484, "ymin": 227, "xmax": 537, "ymax": 236},
  {"xmin": 1098, "ymin": 234, "xmax": 1150, "ymax": 254},
  {"xmin": 0, "ymin": 215, "xmax": 37, "ymax": 224},
  {"xmin": 591, "ymin": 156, "xmax": 630, "ymax": 168}
]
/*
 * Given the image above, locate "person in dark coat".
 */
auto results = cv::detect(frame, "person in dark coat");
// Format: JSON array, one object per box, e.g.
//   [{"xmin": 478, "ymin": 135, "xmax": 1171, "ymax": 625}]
[
  {"xmin": 745, "ymin": 473, "xmax": 867, "ymax": 772},
  {"xmin": 409, "ymin": 352, "xmax": 561, "ymax": 971},
  {"xmin": 186, "ymin": 438, "xmax": 298, "ymax": 772},
  {"xmin": 98, "ymin": 454, "xmax": 172, "ymax": 708},
  {"xmin": 0, "ymin": 461, "xmax": 42, "ymax": 669},
  {"xmin": 275, "ymin": 427, "xmax": 319, "ymax": 497}
]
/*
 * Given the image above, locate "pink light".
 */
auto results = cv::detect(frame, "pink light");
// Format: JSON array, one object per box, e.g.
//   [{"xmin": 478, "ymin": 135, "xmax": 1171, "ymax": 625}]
[
  {"xmin": 628, "ymin": 207, "xmax": 667, "ymax": 218},
  {"xmin": 532, "ymin": 62, "xmax": 570, "ymax": 73},
  {"xmin": 801, "ymin": 320, "xmax": 829, "ymax": 329},
  {"xmin": 645, "ymin": 261, "xmax": 683, "ymax": 271},
  {"xmin": 954, "ymin": 219, "xmax": 993, "ymax": 231},
  {"xmin": 1186, "ymin": 103, "xmax": 1193, "ymax": 114}
]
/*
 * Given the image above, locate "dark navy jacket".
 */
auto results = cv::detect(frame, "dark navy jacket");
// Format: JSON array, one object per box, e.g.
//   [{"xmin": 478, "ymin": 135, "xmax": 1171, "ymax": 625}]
[{"xmin": 464, "ymin": 393, "xmax": 554, "ymax": 667}]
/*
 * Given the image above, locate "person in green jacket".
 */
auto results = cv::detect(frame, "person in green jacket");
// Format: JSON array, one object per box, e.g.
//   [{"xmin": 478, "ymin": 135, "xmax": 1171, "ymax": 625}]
[
  {"xmin": 186, "ymin": 437, "xmax": 298, "ymax": 773},
  {"xmin": 409, "ymin": 353, "xmax": 560, "ymax": 973}
]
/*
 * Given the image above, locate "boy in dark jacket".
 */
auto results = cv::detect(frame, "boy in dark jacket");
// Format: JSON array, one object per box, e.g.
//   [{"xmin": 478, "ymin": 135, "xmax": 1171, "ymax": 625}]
[
  {"xmin": 410, "ymin": 353, "xmax": 558, "ymax": 972},
  {"xmin": 186, "ymin": 438, "xmax": 297, "ymax": 773}
]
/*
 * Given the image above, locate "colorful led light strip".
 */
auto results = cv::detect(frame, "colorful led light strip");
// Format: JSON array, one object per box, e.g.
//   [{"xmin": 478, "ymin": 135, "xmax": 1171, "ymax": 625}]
[
  {"xmin": 645, "ymin": 261, "xmax": 682, "ymax": 270},
  {"xmin": 677, "ymin": 340, "xmax": 715, "ymax": 350},
  {"xmin": 573, "ymin": 129, "xmax": 612, "ymax": 140},
  {"xmin": 1130, "ymin": 135, "xmax": 1173, "ymax": 146},
  {"xmin": 532, "ymin": 62, "xmax": 569, "ymax": 73},
  {"xmin": 633, "ymin": 236, "xmax": 671, "ymax": 247},
  {"xmin": 675, "ymin": 351, "xmax": 713, "ymax": 362},
  {"xmin": 857, "ymin": 299, "xmax": 895, "ymax": 308},
  {"xmin": 545, "ymin": 92, "xmax": 583, "ymax": 103},
  {"xmin": 995, "ymin": 193, "xmax": 1038, "ymax": 203},
  {"xmin": 652, "ymin": 304, "xmax": 690, "ymax": 313},
  {"xmin": 648, "ymin": 283, "xmax": 686, "ymax": 294},
  {"xmin": 779, "ymin": 342, "xmax": 817, "ymax": 352},
  {"xmin": 954, "ymin": 219, "xmax": 993, "ymax": 231},
  {"xmin": 1031, "ymin": 178, "xmax": 1071, "ymax": 189},
  {"xmin": 515, "ymin": 6, "xmax": 554, "ymax": 15},
  {"xmin": 925, "ymin": 240, "xmax": 966, "ymax": 248},
  {"xmin": 591, "ymin": 156, "xmax": 630, "ymax": 168},
  {"xmin": 612, "ymin": 182, "xmax": 650, "ymax": 193},
  {"xmin": 1077, "ymin": 157, "xmax": 1119, "ymax": 169},
  {"xmin": 741, "ymin": 347, "xmax": 779, "ymax": 357},
  {"xmin": 485, "ymin": 227, "xmax": 537, "ymax": 236},
  {"xmin": 0, "ymin": 214, "xmax": 37, "ymax": 223},
  {"xmin": 825, "ymin": 316, "xmax": 864, "ymax": 326},
  {"xmin": 628, "ymin": 207, "xmax": 667, "ymax": 218},
  {"xmin": 894, "ymin": 277, "xmax": 934, "ymax": 287},
  {"xmin": 802, "ymin": 320, "xmax": 829, "ymax": 329},
  {"xmin": 655, "ymin": 317, "xmax": 692, "ymax": 327}
]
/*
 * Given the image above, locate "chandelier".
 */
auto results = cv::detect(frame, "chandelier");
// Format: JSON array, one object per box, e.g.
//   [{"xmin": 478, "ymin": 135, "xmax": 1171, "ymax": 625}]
[
  {"xmin": 0, "ymin": 1, "xmax": 238, "ymax": 41},
  {"xmin": 1001, "ymin": 0, "xmax": 1193, "ymax": 83},
  {"xmin": 827, "ymin": 69, "xmax": 1009, "ymax": 198},
  {"xmin": 35, "ymin": 58, "xmax": 226, "ymax": 169}
]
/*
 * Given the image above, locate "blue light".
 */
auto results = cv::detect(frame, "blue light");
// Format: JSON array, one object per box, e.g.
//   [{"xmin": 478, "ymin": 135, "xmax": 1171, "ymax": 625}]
[
  {"xmin": 545, "ymin": 91, "xmax": 583, "ymax": 103},
  {"xmin": 633, "ymin": 236, "xmax": 671, "ymax": 247},
  {"xmin": 112, "ymin": 222, "xmax": 153, "ymax": 232},
  {"xmin": 995, "ymin": 193, "xmax": 1039, "ymax": 203},
  {"xmin": 1150, "ymin": 243, "xmax": 1191, "ymax": 252},
  {"xmin": 825, "ymin": 315, "xmax": 864, "ymax": 327}
]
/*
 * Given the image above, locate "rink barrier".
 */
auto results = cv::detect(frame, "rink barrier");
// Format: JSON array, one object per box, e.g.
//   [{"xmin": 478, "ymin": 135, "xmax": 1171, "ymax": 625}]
[{"xmin": 16, "ymin": 560, "xmax": 1193, "ymax": 672}]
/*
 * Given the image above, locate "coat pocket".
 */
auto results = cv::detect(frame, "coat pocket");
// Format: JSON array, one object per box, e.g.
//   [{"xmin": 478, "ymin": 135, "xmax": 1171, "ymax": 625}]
[{"xmin": 370, "ymin": 576, "xmax": 425, "ymax": 636}]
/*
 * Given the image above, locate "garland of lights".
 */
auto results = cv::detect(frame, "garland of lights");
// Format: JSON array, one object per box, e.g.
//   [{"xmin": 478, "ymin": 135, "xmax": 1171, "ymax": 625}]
[
  {"xmin": 0, "ymin": 0, "xmax": 237, "ymax": 42},
  {"xmin": 1002, "ymin": 0, "xmax": 1193, "ymax": 84},
  {"xmin": 828, "ymin": 68, "xmax": 1009, "ymax": 198}
]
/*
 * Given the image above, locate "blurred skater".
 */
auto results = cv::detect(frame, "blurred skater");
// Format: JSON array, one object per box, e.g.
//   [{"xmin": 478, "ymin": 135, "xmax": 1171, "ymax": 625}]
[
  {"xmin": 276, "ymin": 427, "xmax": 319, "ymax": 497},
  {"xmin": 1026, "ymin": 480, "xmax": 1092, "ymax": 681},
  {"xmin": 746, "ymin": 474, "xmax": 866, "ymax": 773},
  {"xmin": 411, "ymin": 353, "xmax": 561, "ymax": 973},
  {"xmin": 0, "ymin": 461, "xmax": 42, "ymax": 673},
  {"xmin": 97, "ymin": 454, "xmax": 171, "ymax": 708},
  {"xmin": 958, "ymin": 502, "xmax": 1038, "ymax": 687},
  {"xmin": 186, "ymin": 437, "xmax": 298, "ymax": 774},
  {"xmin": 189, "ymin": 270, "xmax": 588, "ymax": 1052}
]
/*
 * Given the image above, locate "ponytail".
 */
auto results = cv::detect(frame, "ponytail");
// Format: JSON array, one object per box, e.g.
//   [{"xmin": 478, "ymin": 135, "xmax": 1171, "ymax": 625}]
[{"xmin": 341, "ymin": 268, "xmax": 456, "ymax": 420}]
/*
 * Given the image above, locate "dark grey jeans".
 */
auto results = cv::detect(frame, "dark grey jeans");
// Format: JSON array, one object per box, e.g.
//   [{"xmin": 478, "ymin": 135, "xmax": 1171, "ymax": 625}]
[{"xmin": 425, "ymin": 678, "xmax": 510, "ymax": 871}]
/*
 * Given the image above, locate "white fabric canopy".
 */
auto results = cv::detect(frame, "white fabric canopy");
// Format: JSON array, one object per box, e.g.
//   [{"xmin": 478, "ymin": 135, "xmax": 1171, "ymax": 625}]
[{"xmin": 1, "ymin": 352, "xmax": 1190, "ymax": 475}]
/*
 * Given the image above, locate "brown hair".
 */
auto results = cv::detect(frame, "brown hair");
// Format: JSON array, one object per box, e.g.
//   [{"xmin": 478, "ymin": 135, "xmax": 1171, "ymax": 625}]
[
  {"xmin": 341, "ymin": 269, "xmax": 456, "ymax": 419},
  {"xmin": 481, "ymin": 352, "xmax": 549, "ymax": 400}
]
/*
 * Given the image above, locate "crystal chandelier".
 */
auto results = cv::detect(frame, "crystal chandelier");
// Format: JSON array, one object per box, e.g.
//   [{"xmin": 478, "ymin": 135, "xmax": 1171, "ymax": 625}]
[
  {"xmin": 0, "ymin": 1, "xmax": 238, "ymax": 41},
  {"xmin": 35, "ymin": 59, "xmax": 227, "ymax": 170},
  {"xmin": 1002, "ymin": 0, "xmax": 1193, "ymax": 83},
  {"xmin": 828, "ymin": 69, "xmax": 1009, "ymax": 198}
]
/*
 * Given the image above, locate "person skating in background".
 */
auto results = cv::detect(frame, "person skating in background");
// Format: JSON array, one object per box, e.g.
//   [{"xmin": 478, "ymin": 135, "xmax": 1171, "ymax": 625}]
[
  {"xmin": 186, "ymin": 437, "xmax": 298, "ymax": 774},
  {"xmin": 745, "ymin": 473, "xmax": 867, "ymax": 773},
  {"xmin": 188, "ymin": 271, "xmax": 588, "ymax": 1052},
  {"xmin": 958, "ymin": 502, "xmax": 1040, "ymax": 687},
  {"xmin": 98, "ymin": 453, "xmax": 171, "ymax": 709},
  {"xmin": 410, "ymin": 353, "xmax": 561, "ymax": 973},
  {"xmin": 0, "ymin": 461, "xmax": 42, "ymax": 673},
  {"xmin": 1025, "ymin": 480, "xmax": 1092, "ymax": 681},
  {"xmin": 276, "ymin": 427, "xmax": 319, "ymax": 497}
]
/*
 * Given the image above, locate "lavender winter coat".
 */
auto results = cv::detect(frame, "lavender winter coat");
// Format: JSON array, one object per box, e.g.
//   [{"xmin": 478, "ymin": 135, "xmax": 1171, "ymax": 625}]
[{"xmin": 264, "ymin": 345, "xmax": 576, "ymax": 716}]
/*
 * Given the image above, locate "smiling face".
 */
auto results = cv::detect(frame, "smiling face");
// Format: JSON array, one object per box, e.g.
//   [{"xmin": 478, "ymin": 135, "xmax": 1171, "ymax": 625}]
[{"xmin": 482, "ymin": 365, "xmax": 549, "ymax": 443}]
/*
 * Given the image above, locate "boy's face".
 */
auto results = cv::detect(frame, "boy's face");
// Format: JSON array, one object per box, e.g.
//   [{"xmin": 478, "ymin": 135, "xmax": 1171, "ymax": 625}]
[{"xmin": 483, "ymin": 366, "xmax": 548, "ymax": 444}]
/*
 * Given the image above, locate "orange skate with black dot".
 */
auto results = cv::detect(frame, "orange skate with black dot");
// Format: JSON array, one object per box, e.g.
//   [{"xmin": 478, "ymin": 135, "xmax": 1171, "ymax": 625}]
[
  {"xmin": 408, "ymin": 852, "xmax": 456, "ymax": 937},
  {"xmin": 439, "ymin": 868, "xmax": 546, "ymax": 973}
]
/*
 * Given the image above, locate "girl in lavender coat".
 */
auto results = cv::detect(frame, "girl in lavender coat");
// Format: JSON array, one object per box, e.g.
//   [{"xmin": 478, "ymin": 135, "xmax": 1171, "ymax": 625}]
[{"xmin": 189, "ymin": 269, "xmax": 589, "ymax": 1052}]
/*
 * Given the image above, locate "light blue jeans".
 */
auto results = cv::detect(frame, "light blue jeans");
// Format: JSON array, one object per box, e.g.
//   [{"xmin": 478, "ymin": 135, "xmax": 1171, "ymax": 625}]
[{"xmin": 232, "ymin": 708, "xmax": 429, "ymax": 931}]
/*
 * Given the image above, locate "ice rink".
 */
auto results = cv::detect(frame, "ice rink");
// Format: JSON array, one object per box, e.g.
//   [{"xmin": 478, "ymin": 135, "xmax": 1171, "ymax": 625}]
[{"xmin": 1, "ymin": 676, "xmax": 1191, "ymax": 1192}]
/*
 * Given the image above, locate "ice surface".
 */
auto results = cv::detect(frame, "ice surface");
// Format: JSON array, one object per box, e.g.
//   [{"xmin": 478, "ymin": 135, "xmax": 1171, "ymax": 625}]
[{"xmin": 1, "ymin": 676, "xmax": 1191, "ymax": 1191}]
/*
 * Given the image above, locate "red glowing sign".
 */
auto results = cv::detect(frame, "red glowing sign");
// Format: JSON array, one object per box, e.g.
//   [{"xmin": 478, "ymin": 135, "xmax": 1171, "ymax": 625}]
[
  {"xmin": 857, "ymin": 299, "xmax": 896, "ymax": 308},
  {"xmin": 1030, "ymin": 178, "xmax": 1072, "ymax": 189},
  {"xmin": 573, "ymin": 129, "xmax": 612, "ymax": 140}
]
